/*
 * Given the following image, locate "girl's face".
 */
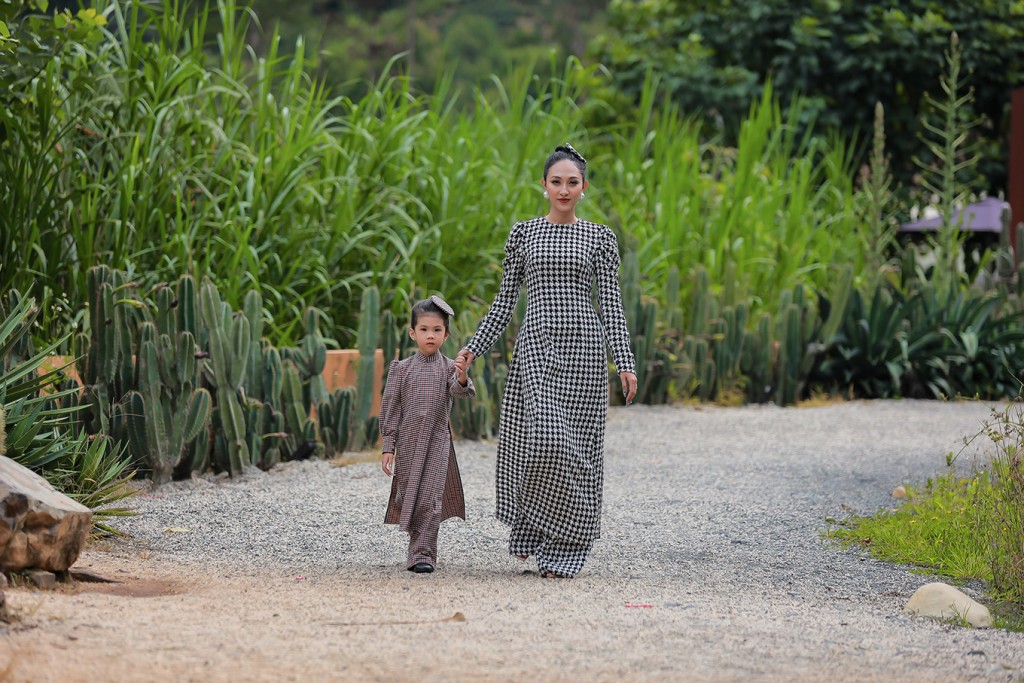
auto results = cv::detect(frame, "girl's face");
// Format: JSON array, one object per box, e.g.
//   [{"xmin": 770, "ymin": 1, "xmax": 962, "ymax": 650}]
[
  {"xmin": 542, "ymin": 159, "xmax": 588, "ymax": 218},
  {"xmin": 409, "ymin": 313, "xmax": 449, "ymax": 356}
]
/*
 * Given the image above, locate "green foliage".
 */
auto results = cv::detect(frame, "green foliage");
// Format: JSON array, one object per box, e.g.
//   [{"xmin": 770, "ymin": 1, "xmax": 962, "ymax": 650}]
[
  {"xmin": 43, "ymin": 431, "xmax": 137, "ymax": 536},
  {"xmin": 855, "ymin": 103, "xmax": 900, "ymax": 294},
  {"xmin": 247, "ymin": 0, "xmax": 611, "ymax": 98},
  {"xmin": 975, "ymin": 399, "xmax": 1024, "ymax": 606},
  {"xmin": 0, "ymin": 291, "xmax": 137, "ymax": 533},
  {"xmin": 813, "ymin": 277, "xmax": 1024, "ymax": 400},
  {"xmin": 914, "ymin": 32, "xmax": 983, "ymax": 293},
  {"xmin": 4, "ymin": 0, "xmax": 1024, "ymax": 424},
  {"xmin": 828, "ymin": 472, "xmax": 991, "ymax": 580},
  {"xmin": 594, "ymin": 0, "xmax": 1024, "ymax": 193}
]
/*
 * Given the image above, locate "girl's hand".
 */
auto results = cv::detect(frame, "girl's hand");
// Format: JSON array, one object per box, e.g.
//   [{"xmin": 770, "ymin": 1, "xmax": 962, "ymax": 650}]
[
  {"xmin": 619, "ymin": 371, "xmax": 638, "ymax": 405},
  {"xmin": 455, "ymin": 363, "xmax": 469, "ymax": 386},
  {"xmin": 382, "ymin": 452, "xmax": 395, "ymax": 476},
  {"xmin": 454, "ymin": 348, "xmax": 476, "ymax": 373}
]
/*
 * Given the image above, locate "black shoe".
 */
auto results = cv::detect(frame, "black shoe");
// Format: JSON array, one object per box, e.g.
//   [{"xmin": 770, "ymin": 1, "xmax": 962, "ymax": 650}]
[{"xmin": 410, "ymin": 562, "xmax": 434, "ymax": 573}]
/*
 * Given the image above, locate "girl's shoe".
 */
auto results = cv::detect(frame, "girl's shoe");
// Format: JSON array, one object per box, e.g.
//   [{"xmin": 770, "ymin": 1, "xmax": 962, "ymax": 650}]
[{"xmin": 410, "ymin": 562, "xmax": 435, "ymax": 573}]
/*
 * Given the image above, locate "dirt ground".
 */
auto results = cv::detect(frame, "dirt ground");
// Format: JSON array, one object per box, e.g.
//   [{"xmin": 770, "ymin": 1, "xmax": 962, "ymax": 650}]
[
  {"xmin": 1, "ymin": 549, "xmax": 736, "ymax": 683},
  {"xmin": 3, "ymin": 402, "xmax": 1024, "ymax": 682}
]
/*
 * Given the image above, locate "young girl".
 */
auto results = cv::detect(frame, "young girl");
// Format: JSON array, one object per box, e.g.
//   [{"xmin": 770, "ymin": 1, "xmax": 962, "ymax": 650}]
[{"xmin": 380, "ymin": 295, "xmax": 475, "ymax": 574}]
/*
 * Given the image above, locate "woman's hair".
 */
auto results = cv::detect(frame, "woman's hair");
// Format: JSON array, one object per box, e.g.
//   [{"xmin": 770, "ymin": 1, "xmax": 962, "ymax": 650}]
[
  {"xmin": 543, "ymin": 143, "xmax": 587, "ymax": 181},
  {"xmin": 410, "ymin": 299, "xmax": 450, "ymax": 332}
]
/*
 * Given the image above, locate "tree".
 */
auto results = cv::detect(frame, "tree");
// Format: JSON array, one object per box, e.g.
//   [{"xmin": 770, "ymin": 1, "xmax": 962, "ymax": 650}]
[{"xmin": 591, "ymin": 0, "xmax": 1024, "ymax": 194}]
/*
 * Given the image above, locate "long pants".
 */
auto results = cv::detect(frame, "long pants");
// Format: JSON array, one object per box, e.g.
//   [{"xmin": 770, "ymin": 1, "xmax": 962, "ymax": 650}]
[
  {"xmin": 406, "ymin": 504, "xmax": 442, "ymax": 570},
  {"xmin": 509, "ymin": 514, "xmax": 593, "ymax": 577}
]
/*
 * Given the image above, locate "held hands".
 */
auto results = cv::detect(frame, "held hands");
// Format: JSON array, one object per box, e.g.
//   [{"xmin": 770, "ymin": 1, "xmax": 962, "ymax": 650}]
[
  {"xmin": 619, "ymin": 371, "xmax": 638, "ymax": 405},
  {"xmin": 381, "ymin": 452, "xmax": 394, "ymax": 476},
  {"xmin": 454, "ymin": 348, "xmax": 475, "ymax": 374}
]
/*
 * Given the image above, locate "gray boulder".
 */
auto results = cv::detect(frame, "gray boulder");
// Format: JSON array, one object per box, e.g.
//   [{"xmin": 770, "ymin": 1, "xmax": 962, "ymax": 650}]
[{"xmin": 0, "ymin": 455, "xmax": 92, "ymax": 572}]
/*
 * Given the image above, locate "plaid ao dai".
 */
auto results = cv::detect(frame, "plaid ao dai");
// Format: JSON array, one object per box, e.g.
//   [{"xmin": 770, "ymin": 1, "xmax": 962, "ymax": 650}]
[
  {"xmin": 466, "ymin": 218, "xmax": 635, "ymax": 550},
  {"xmin": 381, "ymin": 351, "xmax": 475, "ymax": 568}
]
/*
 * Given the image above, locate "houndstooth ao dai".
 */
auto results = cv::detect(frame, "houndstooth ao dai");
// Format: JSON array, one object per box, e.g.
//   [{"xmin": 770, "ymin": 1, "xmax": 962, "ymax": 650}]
[{"xmin": 466, "ymin": 217, "xmax": 635, "ymax": 545}]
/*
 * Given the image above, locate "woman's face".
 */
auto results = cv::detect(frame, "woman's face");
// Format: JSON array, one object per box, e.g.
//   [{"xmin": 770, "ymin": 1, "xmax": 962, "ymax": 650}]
[{"xmin": 542, "ymin": 159, "xmax": 587, "ymax": 216}]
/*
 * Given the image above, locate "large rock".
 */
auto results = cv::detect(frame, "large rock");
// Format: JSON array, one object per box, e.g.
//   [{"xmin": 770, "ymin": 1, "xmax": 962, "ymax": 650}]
[
  {"xmin": 904, "ymin": 582, "xmax": 993, "ymax": 628},
  {"xmin": 0, "ymin": 456, "xmax": 92, "ymax": 572}
]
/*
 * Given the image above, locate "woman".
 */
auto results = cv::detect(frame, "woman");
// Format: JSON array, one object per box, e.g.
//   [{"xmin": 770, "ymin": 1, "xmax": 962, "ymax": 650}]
[{"xmin": 455, "ymin": 143, "xmax": 638, "ymax": 578}]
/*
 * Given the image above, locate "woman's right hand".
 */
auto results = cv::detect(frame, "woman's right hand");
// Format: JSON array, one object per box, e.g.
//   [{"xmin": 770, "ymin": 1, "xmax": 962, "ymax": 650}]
[
  {"xmin": 454, "ymin": 348, "xmax": 476, "ymax": 373},
  {"xmin": 382, "ymin": 452, "xmax": 395, "ymax": 476}
]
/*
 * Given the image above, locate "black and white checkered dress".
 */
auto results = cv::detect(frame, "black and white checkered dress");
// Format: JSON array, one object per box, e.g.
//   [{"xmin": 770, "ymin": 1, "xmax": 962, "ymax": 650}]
[{"xmin": 466, "ymin": 217, "xmax": 635, "ymax": 572}]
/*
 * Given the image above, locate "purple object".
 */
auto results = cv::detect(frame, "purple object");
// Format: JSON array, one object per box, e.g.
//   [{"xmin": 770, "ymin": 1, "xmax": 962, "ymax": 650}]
[{"xmin": 899, "ymin": 197, "xmax": 1009, "ymax": 234}]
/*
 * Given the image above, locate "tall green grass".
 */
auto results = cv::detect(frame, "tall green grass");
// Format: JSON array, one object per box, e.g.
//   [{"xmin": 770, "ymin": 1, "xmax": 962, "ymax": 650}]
[{"xmin": 2, "ymin": 0, "xmax": 877, "ymax": 348}]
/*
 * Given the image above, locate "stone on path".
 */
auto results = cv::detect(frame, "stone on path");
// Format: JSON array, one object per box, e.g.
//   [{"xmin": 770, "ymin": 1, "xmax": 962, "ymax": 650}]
[
  {"xmin": 0, "ymin": 456, "xmax": 92, "ymax": 572},
  {"xmin": 27, "ymin": 569, "xmax": 57, "ymax": 590},
  {"xmin": 904, "ymin": 582, "xmax": 993, "ymax": 628}
]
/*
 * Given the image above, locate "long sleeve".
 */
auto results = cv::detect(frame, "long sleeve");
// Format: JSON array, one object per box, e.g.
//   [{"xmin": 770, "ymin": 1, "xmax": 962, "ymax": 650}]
[
  {"xmin": 465, "ymin": 222, "xmax": 526, "ymax": 358},
  {"xmin": 596, "ymin": 226, "xmax": 636, "ymax": 374},
  {"xmin": 379, "ymin": 359, "xmax": 402, "ymax": 453}
]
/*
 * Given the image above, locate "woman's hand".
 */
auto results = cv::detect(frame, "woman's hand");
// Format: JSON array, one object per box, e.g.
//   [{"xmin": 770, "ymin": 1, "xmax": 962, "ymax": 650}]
[
  {"xmin": 619, "ymin": 371, "xmax": 638, "ymax": 405},
  {"xmin": 454, "ymin": 348, "xmax": 476, "ymax": 373},
  {"xmin": 382, "ymin": 452, "xmax": 395, "ymax": 476}
]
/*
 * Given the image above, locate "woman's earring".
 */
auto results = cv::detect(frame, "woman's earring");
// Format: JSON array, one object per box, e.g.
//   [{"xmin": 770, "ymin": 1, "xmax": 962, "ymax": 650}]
[
  {"xmin": 580, "ymin": 192, "xmax": 585, "ymax": 200},
  {"xmin": 543, "ymin": 190, "xmax": 549, "ymax": 199}
]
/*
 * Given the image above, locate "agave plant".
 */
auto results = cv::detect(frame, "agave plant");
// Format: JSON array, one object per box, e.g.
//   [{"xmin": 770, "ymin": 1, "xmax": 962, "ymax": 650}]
[{"xmin": 0, "ymin": 292, "xmax": 137, "ymax": 533}]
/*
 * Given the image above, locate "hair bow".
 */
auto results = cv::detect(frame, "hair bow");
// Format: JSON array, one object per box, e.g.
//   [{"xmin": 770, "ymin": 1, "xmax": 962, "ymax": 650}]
[
  {"xmin": 559, "ymin": 142, "xmax": 587, "ymax": 165},
  {"xmin": 430, "ymin": 294, "xmax": 454, "ymax": 317}
]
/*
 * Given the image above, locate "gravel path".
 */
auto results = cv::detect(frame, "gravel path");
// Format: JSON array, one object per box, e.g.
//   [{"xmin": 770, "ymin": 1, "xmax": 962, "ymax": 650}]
[{"xmin": 13, "ymin": 400, "xmax": 1024, "ymax": 682}]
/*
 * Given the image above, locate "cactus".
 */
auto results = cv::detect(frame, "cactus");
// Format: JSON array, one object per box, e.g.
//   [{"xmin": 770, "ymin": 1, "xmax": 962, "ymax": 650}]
[
  {"xmin": 279, "ymin": 359, "xmax": 317, "ymax": 460},
  {"xmin": 299, "ymin": 307, "xmax": 328, "ymax": 409},
  {"xmin": 262, "ymin": 344, "xmax": 283, "ymax": 408},
  {"xmin": 688, "ymin": 266, "xmax": 716, "ymax": 337},
  {"xmin": 260, "ymin": 402, "xmax": 285, "ymax": 468},
  {"xmin": 122, "ymin": 317, "xmax": 212, "ymax": 483},
  {"xmin": 351, "ymin": 286, "xmax": 380, "ymax": 450},
  {"xmin": 381, "ymin": 309, "xmax": 400, "ymax": 386},
  {"xmin": 740, "ymin": 312, "xmax": 774, "ymax": 403},
  {"xmin": 243, "ymin": 289, "xmax": 265, "ymax": 401},
  {"xmin": 318, "ymin": 387, "xmax": 354, "ymax": 457},
  {"xmin": 200, "ymin": 281, "xmax": 252, "ymax": 476},
  {"xmin": 78, "ymin": 266, "xmax": 332, "ymax": 481},
  {"xmin": 176, "ymin": 274, "xmax": 199, "ymax": 340}
]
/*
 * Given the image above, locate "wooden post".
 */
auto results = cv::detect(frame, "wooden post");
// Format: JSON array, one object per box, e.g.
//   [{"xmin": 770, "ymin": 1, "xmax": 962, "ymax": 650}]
[{"xmin": 1010, "ymin": 88, "xmax": 1024, "ymax": 264}]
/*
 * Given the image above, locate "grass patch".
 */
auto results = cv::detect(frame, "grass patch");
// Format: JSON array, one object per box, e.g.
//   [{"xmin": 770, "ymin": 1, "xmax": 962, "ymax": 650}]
[
  {"xmin": 827, "ymin": 472, "xmax": 990, "ymax": 580},
  {"xmin": 829, "ymin": 397, "xmax": 1024, "ymax": 630},
  {"xmin": 827, "ymin": 421, "xmax": 1024, "ymax": 632}
]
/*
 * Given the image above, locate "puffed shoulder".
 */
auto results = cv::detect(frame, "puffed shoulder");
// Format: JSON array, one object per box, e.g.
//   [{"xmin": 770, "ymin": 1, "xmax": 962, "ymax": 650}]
[
  {"xmin": 504, "ymin": 221, "xmax": 526, "ymax": 256},
  {"xmin": 596, "ymin": 224, "xmax": 622, "ymax": 268},
  {"xmin": 388, "ymin": 357, "xmax": 408, "ymax": 378}
]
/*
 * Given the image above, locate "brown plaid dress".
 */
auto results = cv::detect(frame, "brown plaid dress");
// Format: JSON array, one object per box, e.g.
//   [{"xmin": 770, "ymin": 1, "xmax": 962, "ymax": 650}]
[{"xmin": 381, "ymin": 351, "xmax": 475, "ymax": 569}]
